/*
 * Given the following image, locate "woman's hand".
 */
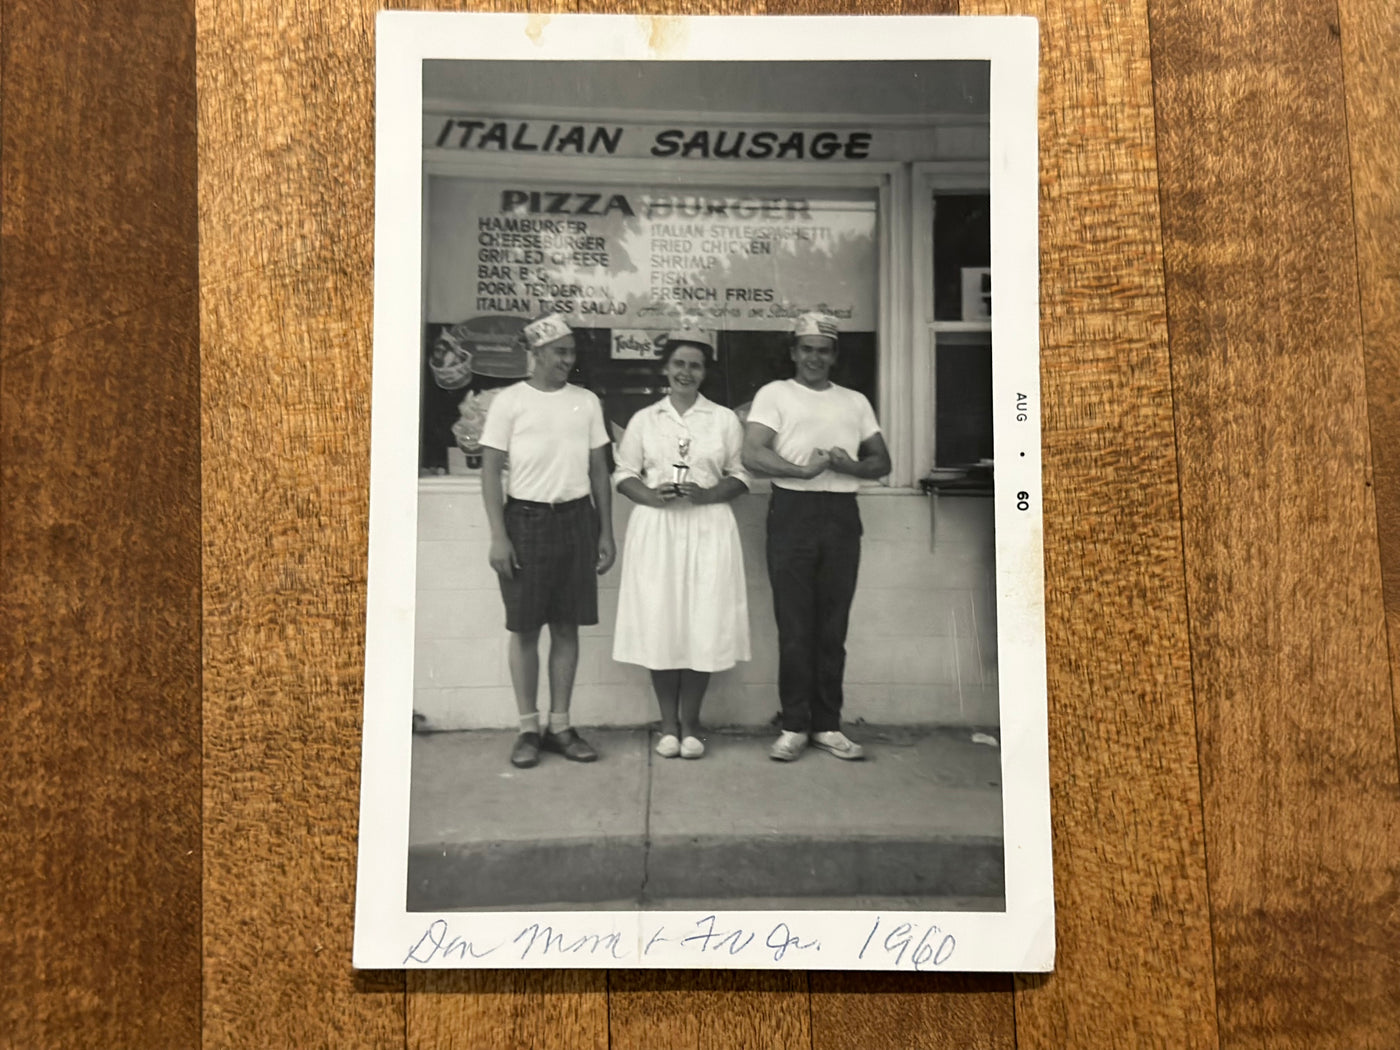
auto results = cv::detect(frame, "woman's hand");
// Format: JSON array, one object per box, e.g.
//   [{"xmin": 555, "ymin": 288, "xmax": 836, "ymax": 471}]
[
  {"xmin": 674, "ymin": 481, "xmax": 711, "ymax": 504},
  {"xmin": 650, "ymin": 483, "xmax": 684, "ymax": 508}
]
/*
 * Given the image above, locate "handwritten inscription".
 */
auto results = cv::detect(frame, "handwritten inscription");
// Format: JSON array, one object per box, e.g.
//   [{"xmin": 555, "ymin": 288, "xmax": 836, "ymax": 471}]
[
  {"xmin": 514, "ymin": 923, "xmax": 627, "ymax": 961},
  {"xmin": 764, "ymin": 921, "xmax": 823, "ymax": 963},
  {"xmin": 403, "ymin": 919, "xmax": 632, "ymax": 964},
  {"xmin": 403, "ymin": 919, "xmax": 500, "ymax": 964},
  {"xmin": 406, "ymin": 915, "xmax": 959, "ymax": 968},
  {"xmin": 858, "ymin": 916, "xmax": 956, "ymax": 970},
  {"xmin": 645, "ymin": 915, "xmax": 822, "ymax": 962}
]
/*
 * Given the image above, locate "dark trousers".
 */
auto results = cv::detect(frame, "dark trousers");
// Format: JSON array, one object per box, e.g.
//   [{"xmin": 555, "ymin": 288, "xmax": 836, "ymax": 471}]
[{"xmin": 765, "ymin": 488, "xmax": 862, "ymax": 734}]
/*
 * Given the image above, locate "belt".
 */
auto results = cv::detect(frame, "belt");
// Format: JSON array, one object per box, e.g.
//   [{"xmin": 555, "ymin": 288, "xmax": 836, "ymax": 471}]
[
  {"xmin": 507, "ymin": 495, "xmax": 591, "ymax": 512},
  {"xmin": 771, "ymin": 487, "xmax": 857, "ymax": 499}
]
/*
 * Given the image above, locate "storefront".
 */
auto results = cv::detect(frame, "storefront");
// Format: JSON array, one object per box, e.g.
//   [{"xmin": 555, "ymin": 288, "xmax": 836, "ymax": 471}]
[{"xmin": 414, "ymin": 60, "xmax": 998, "ymax": 730}]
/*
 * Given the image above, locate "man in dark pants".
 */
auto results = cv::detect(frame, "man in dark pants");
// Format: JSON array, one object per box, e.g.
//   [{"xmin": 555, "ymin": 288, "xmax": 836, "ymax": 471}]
[{"xmin": 742, "ymin": 313, "xmax": 891, "ymax": 762}]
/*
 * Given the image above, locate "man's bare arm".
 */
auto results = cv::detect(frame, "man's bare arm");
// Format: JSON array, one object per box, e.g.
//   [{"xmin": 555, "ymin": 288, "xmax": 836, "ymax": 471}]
[
  {"xmin": 742, "ymin": 422, "xmax": 828, "ymax": 479},
  {"xmin": 481, "ymin": 446, "xmax": 518, "ymax": 577},
  {"xmin": 828, "ymin": 433, "xmax": 891, "ymax": 480}
]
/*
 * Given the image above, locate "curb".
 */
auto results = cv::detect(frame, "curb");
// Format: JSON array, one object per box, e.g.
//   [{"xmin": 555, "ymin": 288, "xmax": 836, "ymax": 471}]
[{"xmin": 408, "ymin": 832, "xmax": 1003, "ymax": 911}]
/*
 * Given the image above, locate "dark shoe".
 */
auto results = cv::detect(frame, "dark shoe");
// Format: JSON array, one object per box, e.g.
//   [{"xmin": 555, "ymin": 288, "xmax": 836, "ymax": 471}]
[
  {"xmin": 541, "ymin": 728, "xmax": 598, "ymax": 762},
  {"xmin": 510, "ymin": 732, "xmax": 541, "ymax": 768}
]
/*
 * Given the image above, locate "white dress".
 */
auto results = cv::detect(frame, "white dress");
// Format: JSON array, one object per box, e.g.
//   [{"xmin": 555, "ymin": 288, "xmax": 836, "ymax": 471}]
[{"xmin": 612, "ymin": 394, "xmax": 752, "ymax": 672}]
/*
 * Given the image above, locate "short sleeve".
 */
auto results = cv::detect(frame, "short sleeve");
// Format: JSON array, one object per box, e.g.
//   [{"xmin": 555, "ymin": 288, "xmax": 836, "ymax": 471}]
[
  {"xmin": 479, "ymin": 386, "xmax": 515, "ymax": 451},
  {"xmin": 719, "ymin": 410, "xmax": 752, "ymax": 489},
  {"xmin": 856, "ymin": 392, "xmax": 881, "ymax": 442},
  {"xmin": 613, "ymin": 411, "xmax": 646, "ymax": 487},
  {"xmin": 747, "ymin": 382, "xmax": 782, "ymax": 434},
  {"xmin": 586, "ymin": 391, "xmax": 609, "ymax": 449}
]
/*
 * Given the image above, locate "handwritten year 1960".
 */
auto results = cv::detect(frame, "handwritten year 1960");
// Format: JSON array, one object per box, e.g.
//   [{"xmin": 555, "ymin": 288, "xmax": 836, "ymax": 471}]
[{"xmin": 859, "ymin": 916, "xmax": 956, "ymax": 970}]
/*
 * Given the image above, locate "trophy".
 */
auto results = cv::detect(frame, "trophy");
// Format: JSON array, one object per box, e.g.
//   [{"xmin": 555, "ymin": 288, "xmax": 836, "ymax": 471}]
[{"xmin": 672, "ymin": 436, "xmax": 692, "ymax": 488}]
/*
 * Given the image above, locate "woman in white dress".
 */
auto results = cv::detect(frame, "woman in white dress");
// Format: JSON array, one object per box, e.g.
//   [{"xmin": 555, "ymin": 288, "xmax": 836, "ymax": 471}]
[{"xmin": 612, "ymin": 332, "xmax": 751, "ymax": 759}]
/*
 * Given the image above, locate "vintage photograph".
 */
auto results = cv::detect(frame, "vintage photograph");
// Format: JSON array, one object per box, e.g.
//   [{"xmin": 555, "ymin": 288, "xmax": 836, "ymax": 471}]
[{"xmin": 358, "ymin": 13, "xmax": 1049, "ymax": 971}]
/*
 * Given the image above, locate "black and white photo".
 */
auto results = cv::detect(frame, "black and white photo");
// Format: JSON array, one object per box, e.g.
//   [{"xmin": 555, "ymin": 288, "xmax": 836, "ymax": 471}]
[{"xmin": 357, "ymin": 12, "xmax": 1050, "ymax": 972}]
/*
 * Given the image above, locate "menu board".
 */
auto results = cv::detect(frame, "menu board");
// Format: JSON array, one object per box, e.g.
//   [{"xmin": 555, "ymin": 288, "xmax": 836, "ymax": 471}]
[{"xmin": 426, "ymin": 178, "xmax": 878, "ymax": 332}]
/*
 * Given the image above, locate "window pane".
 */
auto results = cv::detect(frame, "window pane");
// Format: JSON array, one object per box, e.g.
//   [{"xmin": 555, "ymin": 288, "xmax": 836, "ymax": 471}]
[
  {"xmin": 422, "ymin": 177, "xmax": 881, "ymax": 469},
  {"xmin": 932, "ymin": 193, "xmax": 990, "ymax": 322},
  {"xmin": 935, "ymin": 329, "xmax": 993, "ymax": 467}
]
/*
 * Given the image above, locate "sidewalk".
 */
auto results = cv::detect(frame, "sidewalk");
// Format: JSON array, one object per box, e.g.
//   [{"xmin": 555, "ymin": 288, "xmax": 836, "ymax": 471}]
[{"xmin": 408, "ymin": 726, "xmax": 1005, "ymax": 913}]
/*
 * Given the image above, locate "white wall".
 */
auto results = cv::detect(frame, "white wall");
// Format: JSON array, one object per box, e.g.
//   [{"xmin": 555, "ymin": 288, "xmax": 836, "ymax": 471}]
[{"xmin": 414, "ymin": 484, "xmax": 999, "ymax": 730}]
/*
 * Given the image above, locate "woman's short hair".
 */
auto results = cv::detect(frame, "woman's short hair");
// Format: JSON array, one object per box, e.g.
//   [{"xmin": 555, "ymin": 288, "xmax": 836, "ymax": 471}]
[{"xmin": 660, "ymin": 331, "xmax": 714, "ymax": 366}]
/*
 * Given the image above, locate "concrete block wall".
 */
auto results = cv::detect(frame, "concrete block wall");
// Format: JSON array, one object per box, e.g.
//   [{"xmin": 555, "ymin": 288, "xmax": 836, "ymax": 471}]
[{"xmin": 414, "ymin": 484, "xmax": 999, "ymax": 730}]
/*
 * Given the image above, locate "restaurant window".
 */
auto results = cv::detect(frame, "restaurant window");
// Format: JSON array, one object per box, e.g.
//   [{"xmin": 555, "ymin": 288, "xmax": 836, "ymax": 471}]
[
  {"xmin": 420, "ymin": 175, "xmax": 881, "ymax": 472},
  {"xmin": 929, "ymin": 190, "xmax": 992, "ymax": 470}
]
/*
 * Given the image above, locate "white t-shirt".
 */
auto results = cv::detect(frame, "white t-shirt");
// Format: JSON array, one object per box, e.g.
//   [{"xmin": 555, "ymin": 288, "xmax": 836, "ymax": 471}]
[
  {"xmin": 480, "ymin": 381, "xmax": 609, "ymax": 502},
  {"xmin": 747, "ymin": 379, "xmax": 882, "ymax": 493}
]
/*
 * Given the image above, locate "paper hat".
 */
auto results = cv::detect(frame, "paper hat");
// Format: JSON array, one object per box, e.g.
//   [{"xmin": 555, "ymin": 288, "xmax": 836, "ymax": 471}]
[
  {"xmin": 662, "ymin": 328, "xmax": 715, "ymax": 352},
  {"xmin": 522, "ymin": 313, "xmax": 573, "ymax": 349},
  {"xmin": 792, "ymin": 312, "xmax": 840, "ymax": 340}
]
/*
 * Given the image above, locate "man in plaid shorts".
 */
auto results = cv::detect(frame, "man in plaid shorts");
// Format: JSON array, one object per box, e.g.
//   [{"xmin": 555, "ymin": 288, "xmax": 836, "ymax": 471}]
[{"xmin": 480, "ymin": 313, "xmax": 616, "ymax": 769}]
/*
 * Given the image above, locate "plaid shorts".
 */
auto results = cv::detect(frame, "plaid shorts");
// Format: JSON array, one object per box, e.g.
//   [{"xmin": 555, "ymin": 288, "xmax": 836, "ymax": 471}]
[{"xmin": 499, "ymin": 496, "xmax": 599, "ymax": 633}]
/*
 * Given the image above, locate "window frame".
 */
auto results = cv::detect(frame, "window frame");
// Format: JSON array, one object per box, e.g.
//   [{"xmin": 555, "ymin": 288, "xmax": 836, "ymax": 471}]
[
  {"xmin": 420, "ymin": 148, "xmax": 914, "ymax": 487},
  {"xmin": 910, "ymin": 163, "xmax": 993, "ymax": 479}
]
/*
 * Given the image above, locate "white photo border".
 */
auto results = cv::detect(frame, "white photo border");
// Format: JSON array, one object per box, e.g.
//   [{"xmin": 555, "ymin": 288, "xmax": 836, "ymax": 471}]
[{"xmin": 357, "ymin": 11, "xmax": 1049, "ymax": 972}]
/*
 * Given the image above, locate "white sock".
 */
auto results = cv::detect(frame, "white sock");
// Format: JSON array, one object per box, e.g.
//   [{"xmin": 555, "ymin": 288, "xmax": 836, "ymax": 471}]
[
  {"xmin": 548, "ymin": 712, "xmax": 571, "ymax": 734},
  {"xmin": 519, "ymin": 713, "xmax": 539, "ymax": 735}
]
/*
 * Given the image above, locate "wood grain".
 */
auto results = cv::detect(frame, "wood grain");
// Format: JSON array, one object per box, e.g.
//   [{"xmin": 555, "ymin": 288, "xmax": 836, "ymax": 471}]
[
  {"xmin": 1339, "ymin": 0, "xmax": 1400, "ymax": 741},
  {"xmin": 6, "ymin": 0, "xmax": 1399, "ymax": 1045},
  {"xmin": 407, "ymin": 970, "xmax": 609, "ymax": 1050},
  {"xmin": 609, "ymin": 970, "xmax": 810, "ymax": 1050},
  {"xmin": 959, "ymin": 0, "xmax": 1223, "ymax": 1045},
  {"xmin": 407, "ymin": 968, "xmax": 609, "ymax": 1050},
  {"xmin": 811, "ymin": 972, "xmax": 1014, "ymax": 1050},
  {"xmin": 200, "ymin": 261, "xmax": 406, "ymax": 1049},
  {"xmin": 0, "ymin": 0, "xmax": 199, "ymax": 357},
  {"xmin": 1150, "ymin": 0, "xmax": 1400, "ymax": 1045},
  {"xmin": 1340, "ymin": 0, "xmax": 1400, "ymax": 618},
  {"xmin": 0, "ymin": 1, "xmax": 203, "ymax": 1048},
  {"xmin": 0, "ymin": 311, "xmax": 203, "ymax": 1050},
  {"xmin": 197, "ymin": 0, "xmax": 407, "ymax": 1044}
]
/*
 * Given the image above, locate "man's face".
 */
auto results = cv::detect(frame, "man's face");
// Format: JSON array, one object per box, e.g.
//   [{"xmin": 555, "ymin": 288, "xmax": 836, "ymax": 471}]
[
  {"xmin": 533, "ymin": 336, "xmax": 576, "ymax": 386},
  {"xmin": 791, "ymin": 335, "xmax": 837, "ymax": 387}
]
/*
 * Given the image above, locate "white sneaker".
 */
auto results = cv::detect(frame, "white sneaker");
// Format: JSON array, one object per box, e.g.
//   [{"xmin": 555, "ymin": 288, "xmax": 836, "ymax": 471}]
[
  {"xmin": 655, "ymin": 733, "xmax": 680, "ymax": 758},
  {"xmin": 769, "ymin": 730, "xmax": 808, "ymax": 762},
  {"xmin": 680, "ymin": 735, "xmax": 705, "ymax": 759},
  {"xmin": 811, "ymin": 730, "xmax": 865, "ymax": 761}
]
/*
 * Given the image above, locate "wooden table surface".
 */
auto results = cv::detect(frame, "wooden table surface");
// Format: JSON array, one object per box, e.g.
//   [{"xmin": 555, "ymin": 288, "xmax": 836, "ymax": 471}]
[{"xmin": 3, "ymin": 0, "xmax": 1397, "ymax": 1047}]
